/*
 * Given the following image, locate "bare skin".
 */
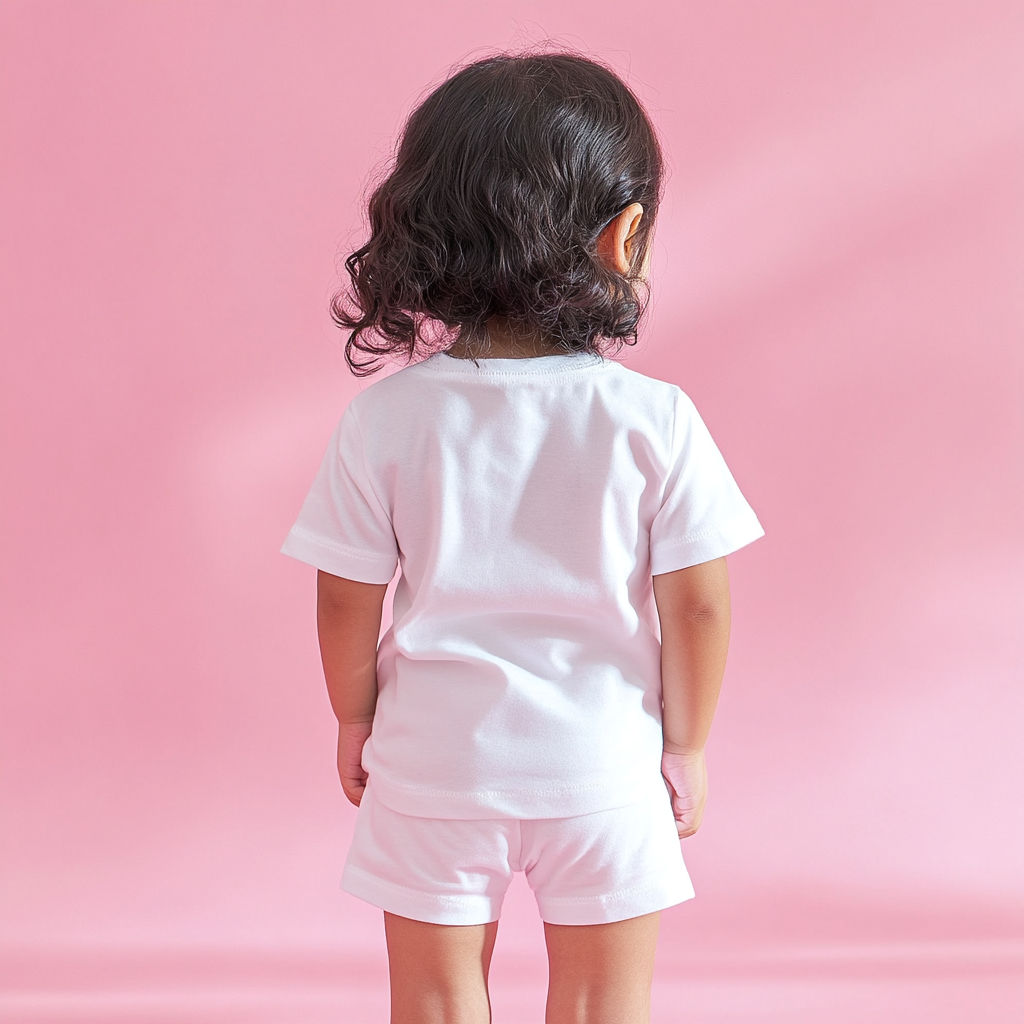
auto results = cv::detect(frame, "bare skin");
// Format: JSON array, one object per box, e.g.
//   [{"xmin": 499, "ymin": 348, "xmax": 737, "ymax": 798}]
[
  {"xmin": 655, "ymin": 557, "xmax": 731, "ymax": 838},
  {"xmin": 314, "ymin": 204, "xmax": 734, "ymax": 1023},
  {"xmin": 544, "ymin": 913, "xmax": 662, "ymax": 1024},
  {"xmin": 384, "ymin": 914, "xmax": 499, "ymax": 1024},
  {"xmin": 316, "ymin": 570, "xmax": 387, "ymax": 807},
  {"xmin": 382, "ymin": 911, "xmax": 660, "ymax": 1024}
]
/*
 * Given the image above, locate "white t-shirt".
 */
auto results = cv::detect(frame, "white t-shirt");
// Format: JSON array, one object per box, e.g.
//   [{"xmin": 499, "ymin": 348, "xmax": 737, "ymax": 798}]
[{"xmin": 282, "ymin": 352, "xmax": 763, "ymax": 819}]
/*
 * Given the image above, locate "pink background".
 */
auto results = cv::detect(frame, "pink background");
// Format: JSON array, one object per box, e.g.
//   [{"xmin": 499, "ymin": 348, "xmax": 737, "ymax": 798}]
[{"xmin": 1, "ymin": 1, "xmax": 1022, "ymax": 1021}]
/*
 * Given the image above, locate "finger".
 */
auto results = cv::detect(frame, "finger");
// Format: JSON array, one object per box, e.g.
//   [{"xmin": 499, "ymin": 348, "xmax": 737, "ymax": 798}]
[
  {"xmin": 675, "ymin": 809, "xmax": 703, "ymax": 837},
  {"xmin": 672, "ymin": 798, "xmax": 696, "ymax": 822},
  {"xmin": 343, "ymin": 779, "xmax": 366, "ymax": 807},
  {"xmin": 338, "ymin": 764, "xmax": 368, "ymax": 785}
]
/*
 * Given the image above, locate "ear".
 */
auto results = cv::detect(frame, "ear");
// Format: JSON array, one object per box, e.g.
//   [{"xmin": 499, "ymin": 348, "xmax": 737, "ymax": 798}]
[{"xmin": 595, "ymin": 203, "xmax": 644, "ymax": 274}]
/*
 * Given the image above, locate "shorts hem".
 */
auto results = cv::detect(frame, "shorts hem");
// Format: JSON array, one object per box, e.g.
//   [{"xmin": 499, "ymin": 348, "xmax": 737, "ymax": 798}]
[
  {"xmin": 341, "ymin": 863, "xmax": 502, "ymax": 926},
  {"xmin": 536, "ymin": 873, "xmax": 695, "ymax": 926}
]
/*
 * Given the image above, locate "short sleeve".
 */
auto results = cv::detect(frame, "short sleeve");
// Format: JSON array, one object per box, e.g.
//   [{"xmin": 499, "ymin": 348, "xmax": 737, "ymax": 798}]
[
  {"xmin": 280, "ymin": 405, "xmax": 399, "ymax": 584},
  {"xmin": 649, "ymin": 391, "xmax": 764, "ymax": 575}
]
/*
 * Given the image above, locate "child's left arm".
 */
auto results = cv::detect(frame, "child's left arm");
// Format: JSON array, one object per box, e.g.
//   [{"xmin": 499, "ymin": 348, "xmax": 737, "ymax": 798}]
[{"xmin": 316, "ymin": 570, "xmax": 388, "ymax": 806}]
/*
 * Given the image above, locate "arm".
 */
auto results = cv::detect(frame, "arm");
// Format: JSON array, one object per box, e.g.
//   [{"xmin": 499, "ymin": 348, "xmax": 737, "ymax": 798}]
[
  {"xmin": 653, "ymin": 556, "xmax": 731, "ymax": 837},
  {"xmin": 316, "ymin": 569, "xmax": 389, "ymax": 806}
]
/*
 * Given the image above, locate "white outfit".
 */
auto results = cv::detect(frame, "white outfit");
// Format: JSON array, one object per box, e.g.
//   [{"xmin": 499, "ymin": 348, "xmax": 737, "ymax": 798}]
[
  {"xmin": 282, "ymin": 352, "xmax": 764, "ymax": 821},
  {"xmin": 344, "ymin": 780, "xmax": 694, "ymax": 926}
]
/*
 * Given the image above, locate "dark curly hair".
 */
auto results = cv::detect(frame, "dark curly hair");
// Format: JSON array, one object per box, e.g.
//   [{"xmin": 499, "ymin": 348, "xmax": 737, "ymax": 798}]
[{"xmin": 332, "ymin": 51, "xmax": 664, "ymax": 375}]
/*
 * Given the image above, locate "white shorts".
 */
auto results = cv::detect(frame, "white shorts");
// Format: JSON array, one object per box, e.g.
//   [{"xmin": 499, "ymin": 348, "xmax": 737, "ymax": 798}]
[{"xmin": 342, "ymin": 782, "xmax": 695, "ymax": 926}]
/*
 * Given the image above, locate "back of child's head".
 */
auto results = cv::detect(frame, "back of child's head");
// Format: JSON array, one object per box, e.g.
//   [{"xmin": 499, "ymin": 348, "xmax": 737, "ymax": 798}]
[{"xmin": 333, "ymin": 51, "xmax": 664, "ymax": 375}]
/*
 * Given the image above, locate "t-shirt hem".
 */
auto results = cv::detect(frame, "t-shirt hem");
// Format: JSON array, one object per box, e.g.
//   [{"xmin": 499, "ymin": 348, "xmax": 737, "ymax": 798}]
[
  {"xmin": 650, "ymin": 513, "xmax": 765, "ymax": 575},
  {"xmin": 280, "ymin": 527, "xmax": 397, "ymax": 584},
  {"xmin": 365, "ymin": 770, "xmax": 668, "ymax": 820}
]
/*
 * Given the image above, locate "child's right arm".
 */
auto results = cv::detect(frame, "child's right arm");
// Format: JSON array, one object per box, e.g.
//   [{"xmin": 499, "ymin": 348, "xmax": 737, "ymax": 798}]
[
  {"xmin": 316, "ymin": 570, "xmax": 389, "ymax": 806},
  {"xmin": 653, "ymin": 557, "xmax": 732, "ymax": 838}
]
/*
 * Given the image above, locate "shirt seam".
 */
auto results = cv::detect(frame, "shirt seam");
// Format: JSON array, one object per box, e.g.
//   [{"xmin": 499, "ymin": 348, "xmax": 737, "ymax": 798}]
[{"xmin": 346, "ymin": 405, "xmax": 397, "ymax": 531}]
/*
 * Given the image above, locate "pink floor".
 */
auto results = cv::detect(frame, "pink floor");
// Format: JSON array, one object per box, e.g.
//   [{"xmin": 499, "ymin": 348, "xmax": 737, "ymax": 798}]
[{"xmin": 4, "ymin": 879, "xmax": 1023, "ymax": 1022}]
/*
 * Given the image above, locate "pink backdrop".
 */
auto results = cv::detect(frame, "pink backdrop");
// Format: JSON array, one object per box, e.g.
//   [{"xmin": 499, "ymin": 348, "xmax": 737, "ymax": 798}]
[{"xmin": 1, "ymin": 1, "xmax": 1021, "ymax": 1021}]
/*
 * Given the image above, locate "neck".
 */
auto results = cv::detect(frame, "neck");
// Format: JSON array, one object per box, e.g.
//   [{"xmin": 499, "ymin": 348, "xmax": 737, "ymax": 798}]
[{"xmin": 447, "ymin": 318, "xmax": 559, "ymax": 360}]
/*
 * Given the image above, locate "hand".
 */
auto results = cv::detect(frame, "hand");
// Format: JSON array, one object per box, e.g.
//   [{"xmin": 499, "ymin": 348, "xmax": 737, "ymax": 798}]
[
  {"xmin": 661, "ymin": 747, "xmax": 708, "ymax": 838},
  {"xmin": 337, "ymin": 720, "xmax": 373, "ymax": 806}
]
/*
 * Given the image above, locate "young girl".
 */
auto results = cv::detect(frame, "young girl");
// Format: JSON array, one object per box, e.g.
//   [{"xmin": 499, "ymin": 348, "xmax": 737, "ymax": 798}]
[{"xmin": 283, "ymin": 52, "xmax": 763, "ymax": 1024}]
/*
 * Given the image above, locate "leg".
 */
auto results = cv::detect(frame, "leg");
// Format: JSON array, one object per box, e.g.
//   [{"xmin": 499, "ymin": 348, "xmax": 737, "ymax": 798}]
[
  {"xmin": 544, "ymin": 911, "xmax": 661, "ymax": 1024},
  {"xmin": 384, "ymin": 911, "xmax": 499, "ymax": 1024}
]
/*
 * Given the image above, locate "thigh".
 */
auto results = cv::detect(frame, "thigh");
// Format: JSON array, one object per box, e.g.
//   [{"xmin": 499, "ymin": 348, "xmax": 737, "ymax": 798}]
[
  {"xmin": 384, "ymin": 912, "xmax": 499, "ymax": 1024},
  {"xmin": 544, "ymin": 911, "xmax": 661, "ymax": 1024}
]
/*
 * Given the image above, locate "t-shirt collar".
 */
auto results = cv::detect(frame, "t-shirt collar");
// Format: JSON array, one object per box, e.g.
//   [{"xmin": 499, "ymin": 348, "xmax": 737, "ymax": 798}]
[{"xmin": 423, "ymin": 351, "xmax": 606, "ymax": 376}]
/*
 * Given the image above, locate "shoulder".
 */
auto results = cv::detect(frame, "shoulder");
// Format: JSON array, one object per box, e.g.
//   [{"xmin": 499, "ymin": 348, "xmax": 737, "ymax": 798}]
[
  {"xmin": 344, "ymin": 359, "xmax": 439, "ymax": 420},
  {"xmin": 601, "ymin": 359, "xmax": 684, "ymax": 396},
  {"xmin": 598, "ymin": 360, "xmax": 694, "ymax": 419}
]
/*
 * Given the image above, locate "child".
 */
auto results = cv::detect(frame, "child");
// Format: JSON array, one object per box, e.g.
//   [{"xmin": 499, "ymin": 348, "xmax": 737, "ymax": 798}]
[{"xmin": 282, "ymin": 51, "xmax": 763, "ymax": 1024}]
